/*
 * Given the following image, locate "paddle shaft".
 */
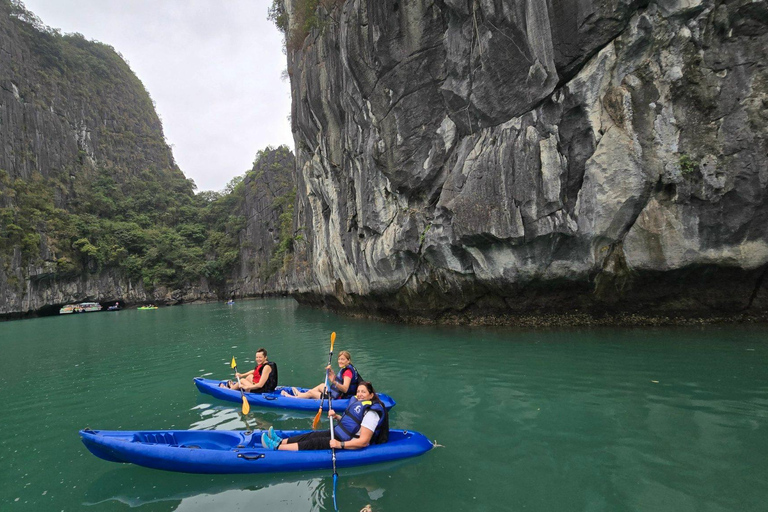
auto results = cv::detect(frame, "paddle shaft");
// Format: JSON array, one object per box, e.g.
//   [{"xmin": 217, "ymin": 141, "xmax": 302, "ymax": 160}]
[
  {"xmin": 329, "ymin": 390, "xmax": 338, "ymax": 509},
  {"xmin": 232, "ymin": 363, "xmax": 251, "ymax": 417},
  {"xmin": 313, "ymin": 334, "xmax": 337, "ymax": 428},
  {"xmin": 233, "ymin": 364, "xmax": 245, "ymax": 396}
]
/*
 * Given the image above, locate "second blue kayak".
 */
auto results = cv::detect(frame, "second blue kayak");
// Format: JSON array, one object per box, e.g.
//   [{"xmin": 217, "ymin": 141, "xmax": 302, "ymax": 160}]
[{"xmin": 193, "ymin": 377, "xmax": 397, "ymax": 411}]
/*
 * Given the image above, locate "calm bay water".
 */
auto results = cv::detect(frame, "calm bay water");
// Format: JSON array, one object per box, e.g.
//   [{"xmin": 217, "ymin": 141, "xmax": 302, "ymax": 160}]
[{"xmin": 1, "ymin": 299, "xmax": 767, "ymax": 511}]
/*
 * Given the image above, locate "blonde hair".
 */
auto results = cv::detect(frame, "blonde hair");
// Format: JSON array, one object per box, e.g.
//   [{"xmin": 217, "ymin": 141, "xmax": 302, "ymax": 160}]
[{"xmin": 338, "ymin": 350, "xmax": 352, "ymax": 362}]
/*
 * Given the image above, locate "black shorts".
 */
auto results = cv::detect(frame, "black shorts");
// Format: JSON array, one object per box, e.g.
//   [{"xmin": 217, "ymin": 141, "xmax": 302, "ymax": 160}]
[{"xmin": 285, "ymin": 431, "xmax": 333, "ymax": 450}]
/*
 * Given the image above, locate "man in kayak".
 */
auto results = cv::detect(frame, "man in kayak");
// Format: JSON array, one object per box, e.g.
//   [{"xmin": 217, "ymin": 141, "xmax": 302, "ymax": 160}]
[
  {"xmin": 221, "ymin": 348, "xmax": 278, "ymax": 393},
  {"xmin": 263, "ymin": 381, "xmax": 388, "ymax": 450},
  {"xmin": 281, "ymin": 350, "xmax": 360, "ymax": 399}
]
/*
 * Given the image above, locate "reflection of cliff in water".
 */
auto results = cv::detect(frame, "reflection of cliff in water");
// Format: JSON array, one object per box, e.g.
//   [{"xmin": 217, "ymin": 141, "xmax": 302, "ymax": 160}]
[
  {"xmin": 83, "ymin": 469, "xmax": 323, "ymax": 509},
  {"xmin": 83, "ymin": 461, "xmax": 403, "ymax": 510}
]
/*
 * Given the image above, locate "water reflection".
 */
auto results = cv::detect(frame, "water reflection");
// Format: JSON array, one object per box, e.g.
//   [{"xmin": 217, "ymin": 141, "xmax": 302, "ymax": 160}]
[
  {"xmin": 189, "ymin": 402, "xmax": 321, "ymax": 432},
  {"xmin": 83, "ymin": 469, "xmax": 325, "ymax": 509},
  {"xmin": 83, "ymin": 461, "xmax": 405, "ymax": 510}
]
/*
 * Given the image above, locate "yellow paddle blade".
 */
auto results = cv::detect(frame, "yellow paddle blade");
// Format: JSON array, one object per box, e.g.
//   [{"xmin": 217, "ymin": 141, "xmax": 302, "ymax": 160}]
[
  {"xmin": 312, "ymin": 408, "xmax": 322, "ymax": 430},
  {"xmin": 330, "ymin": 332, "xmax": 336, "ymax": 351},
  {"xmin": 231, "ymin": 356, "xmax": 237, "ymax": 369},
  {"xmin": 242, "ymin": 395, "xmax": 250, "ymax": 415}
]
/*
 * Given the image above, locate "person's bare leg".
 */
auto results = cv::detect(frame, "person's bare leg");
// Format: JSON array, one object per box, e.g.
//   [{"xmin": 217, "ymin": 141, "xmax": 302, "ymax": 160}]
[
  {"xmin": 292, "ymin": 383, "xmax": 325, "ymax": 399},
  {"xmin": 277, "ymin": 440, "xmax": 298, "ymax": 451}
]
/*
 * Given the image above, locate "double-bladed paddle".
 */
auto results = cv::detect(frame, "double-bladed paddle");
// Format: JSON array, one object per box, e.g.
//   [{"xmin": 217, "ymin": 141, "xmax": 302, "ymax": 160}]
[
  {"xmin": 312, "ymin": 332, "xmax": 336, "ymax": 429},
  {"xmin": 329, "ymin": 367, "xmax": 339, "ymax": 511}
]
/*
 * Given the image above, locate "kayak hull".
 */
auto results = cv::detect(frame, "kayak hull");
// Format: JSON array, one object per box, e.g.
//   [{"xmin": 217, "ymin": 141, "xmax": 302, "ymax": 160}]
[
  {"xmin": 194, "ymin": 377, "xmax": 396, "ymax": 411},
  {"xmin": 80, "ymin": 428, "xmax": 432, "ymax": 474}
]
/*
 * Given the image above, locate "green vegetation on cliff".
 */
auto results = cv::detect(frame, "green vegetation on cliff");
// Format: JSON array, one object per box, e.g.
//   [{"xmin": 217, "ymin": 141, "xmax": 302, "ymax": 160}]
[
  {"xmin": 0, "ymin": 2, "xmax": 297, "ymax": 301},
  {"xmin": 0, "ymin": 165, "xmax": 246, "ymax": 290},
  {"xmin": 0, "ymin": 145, "xmax": 296, "ymax": 292},
  {"xmin": 269, "ymin": 0, "xmax": 344, "ymax": 51}
]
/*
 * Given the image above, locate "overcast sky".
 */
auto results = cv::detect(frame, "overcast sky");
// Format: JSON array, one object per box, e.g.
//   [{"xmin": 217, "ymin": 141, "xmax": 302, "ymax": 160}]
[{"xmin": 21, "ymin": 0, "xmax": 294, "ymax": 192}]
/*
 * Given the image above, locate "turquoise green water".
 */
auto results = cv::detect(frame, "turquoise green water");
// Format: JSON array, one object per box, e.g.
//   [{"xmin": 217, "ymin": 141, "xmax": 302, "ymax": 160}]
[{"xmin": 1, "ymin": 299, "xmax": 767, "ymax": 511}]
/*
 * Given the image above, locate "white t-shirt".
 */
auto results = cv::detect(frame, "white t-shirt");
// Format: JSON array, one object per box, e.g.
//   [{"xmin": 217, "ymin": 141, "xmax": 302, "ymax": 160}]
[{"xmin": 358, "ymin": 410, "xmax": 380, "ymax": 436}]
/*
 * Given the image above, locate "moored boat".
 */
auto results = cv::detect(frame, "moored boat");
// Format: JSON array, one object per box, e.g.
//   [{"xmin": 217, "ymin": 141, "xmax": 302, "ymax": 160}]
[
  {"xmin": 79, "ymin": 428, "xmax": 433, "ymax": 474},
  {"xmin": 60, "ymin": 302, "xmax": 102, "ymax": 314},
  {"xmin": 194, "ymin": 377, "xmax": 397, "ymax": 412},
  {"xmin": 59, "ymin": 304, "xmax": 80, "ymax": 314},
  {"xmin": 79, "ymin": 302, "xmax": 103, "ymax": 312}
]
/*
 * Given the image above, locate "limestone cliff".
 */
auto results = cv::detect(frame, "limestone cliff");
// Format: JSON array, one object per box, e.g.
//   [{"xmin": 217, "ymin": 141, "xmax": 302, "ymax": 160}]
[
  {"xmin": 0, "ymin": 2, "xmax": 299, "ymax": 319},
  {"xmin": 283, "ymin": 0, "xmax": 768, "ymax": 323},
  {"xmin": 228, "ymin": 146, "xmax": 297, "ymax": 297},
  {"xmin": 0, "ymin": 1, "xmax": 210, "ymax": 316}
]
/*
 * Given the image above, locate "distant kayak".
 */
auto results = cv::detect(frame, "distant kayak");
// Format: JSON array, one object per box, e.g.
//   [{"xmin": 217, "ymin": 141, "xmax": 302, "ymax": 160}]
[
  {"xmin": 194, "ymin": 377, "xmax": 397, "ymax": 411},
  {"xmin": 80, "ymin": 428, "xmax": 433, "ymax": 474},
  {"xmin": 137, "ymin": 306, "xmax": 158, "ymax": 310}
]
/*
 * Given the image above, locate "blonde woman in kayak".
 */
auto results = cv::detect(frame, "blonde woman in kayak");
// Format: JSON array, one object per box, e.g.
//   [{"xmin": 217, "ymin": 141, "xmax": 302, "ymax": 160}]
[{"xmin": 282, "ymin": 350, "xmax": 359, "ymax": 399}]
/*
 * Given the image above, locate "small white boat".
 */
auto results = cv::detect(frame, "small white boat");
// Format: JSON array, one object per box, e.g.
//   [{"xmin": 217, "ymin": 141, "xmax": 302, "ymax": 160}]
[{"xmin": 79, "ymin": 302, "xmax": 103, "ymax": 312}]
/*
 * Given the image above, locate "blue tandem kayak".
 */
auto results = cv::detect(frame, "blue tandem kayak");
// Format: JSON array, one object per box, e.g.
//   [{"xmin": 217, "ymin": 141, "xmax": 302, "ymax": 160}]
[
  {"xmin": 79, "ymin": 428, "xmax": 433, "ymax": 474},
  {"xmin": 193, "ymin": 377, "xmax": 397, "ymax": 411}
]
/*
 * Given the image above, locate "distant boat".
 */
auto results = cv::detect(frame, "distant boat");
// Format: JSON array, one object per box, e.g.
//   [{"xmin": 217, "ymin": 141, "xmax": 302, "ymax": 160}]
[
  {"xmin": 60, "ymin": 302, "xmax": 102, "ymax": 314},
  {"xmin": 226, "ymin": 300, "xmax": 235, "ymax": 305},
  {"xmin": 137, "ymin": 305, "xmax": 158, "ymax": 310},
  {"xmin": 59, "ymin": 304, "xmax": 80, "ymax": 314},
  {"xmin": 107, "ymin": 303, "xmax": 121, "ymax": 311}
]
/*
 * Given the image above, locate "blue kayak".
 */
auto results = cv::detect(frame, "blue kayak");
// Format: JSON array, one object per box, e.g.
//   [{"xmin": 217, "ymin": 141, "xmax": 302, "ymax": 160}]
[
  {"xmin": 194, "ymin": 377, "xmax": 397, "ymax": 411},
  {"xmin": 79, "ymin": 428, "xmax": 433, "ymax": 474}
]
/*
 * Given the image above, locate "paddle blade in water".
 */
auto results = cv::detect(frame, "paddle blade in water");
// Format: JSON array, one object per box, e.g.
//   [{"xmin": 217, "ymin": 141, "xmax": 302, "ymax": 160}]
[
  {"xmin": 332, "ymin": 472, "xmax": 338, "ymax": 511},
  {"xmin": 231, "ymin": 357, "xmax": 236, "ymax": 369},
  {"xmin": 241, "ymin": 395, "xmax": 250, "ymax": 415}
]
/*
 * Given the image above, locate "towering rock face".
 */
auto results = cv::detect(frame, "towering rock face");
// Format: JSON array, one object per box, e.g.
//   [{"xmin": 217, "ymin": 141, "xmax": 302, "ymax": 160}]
[
  {"xmin": 286, "ymin": 0, "xmax": 768, "ymax": 322},
  {"xmin": 0, "ymin": 3, "xmax": 175, "ymax": 186},
  {"xmin": 229, "ymin": 146, "xmax": 297, "ymax": 296},
  {"xmin": 0, "ymin": 2, "xmax": 208, "ymax": 316}
]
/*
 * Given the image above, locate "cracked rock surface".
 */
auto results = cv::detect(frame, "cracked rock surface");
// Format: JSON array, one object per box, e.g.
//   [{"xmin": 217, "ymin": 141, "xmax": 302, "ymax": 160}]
[{"xmin": 285, "ymin": 0, "xmax": 768, "ymax": 323}]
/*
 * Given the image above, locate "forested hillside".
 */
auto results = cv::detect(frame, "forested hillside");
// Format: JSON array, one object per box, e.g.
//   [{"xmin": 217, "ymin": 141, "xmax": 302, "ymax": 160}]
[{"xmin": 0, "ymin": 1, "xmax": 295, "ymax": 317}]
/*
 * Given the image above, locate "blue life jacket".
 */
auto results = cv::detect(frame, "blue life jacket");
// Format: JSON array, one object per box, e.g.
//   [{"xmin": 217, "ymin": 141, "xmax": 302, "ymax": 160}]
[
  {"xmin": 334, "ymin": 397, "xmax": 388, "ymax": 444},
  {"xmin": 330, "ymin": 364, "xmax": 359, "ymax": 399}
]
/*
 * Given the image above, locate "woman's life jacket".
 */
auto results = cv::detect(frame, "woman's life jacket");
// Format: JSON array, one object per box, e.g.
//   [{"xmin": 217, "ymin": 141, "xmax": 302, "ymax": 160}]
[
  {"xmin": 330, "ymin": 364, "xmax": 359, "ymax": 399},
  {"xmin": 334, "ymin": 397, "xmax": 389, "ymax": 444}
]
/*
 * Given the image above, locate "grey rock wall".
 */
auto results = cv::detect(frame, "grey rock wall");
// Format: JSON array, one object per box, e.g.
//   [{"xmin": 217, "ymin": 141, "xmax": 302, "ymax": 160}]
[
  {"xmin": 0, "ymin": 3, "xmax": 191, "ymax": 317},
  {"xmin": 0, "ymin": 4, "xmax": 175, "ymax": 184},
  {"xmin": 228, "ymin": 147, "xmax": 297, "ymax": 297},
  {"xmin": 286, "ymin": 0, "xmax": 768, "ymax": 322}
]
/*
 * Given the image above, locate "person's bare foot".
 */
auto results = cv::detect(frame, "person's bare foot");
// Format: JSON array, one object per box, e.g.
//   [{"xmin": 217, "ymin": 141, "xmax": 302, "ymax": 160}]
[{"xmin": 280, "ymin": 390, "xmax": 292, "ymax": 397}]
